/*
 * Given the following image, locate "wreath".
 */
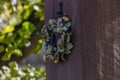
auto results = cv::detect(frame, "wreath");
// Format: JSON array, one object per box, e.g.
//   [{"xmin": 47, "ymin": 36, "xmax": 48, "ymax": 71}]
[{"xmin": 41, "ymin": 15, "xmax": 73, "ymax": 63}]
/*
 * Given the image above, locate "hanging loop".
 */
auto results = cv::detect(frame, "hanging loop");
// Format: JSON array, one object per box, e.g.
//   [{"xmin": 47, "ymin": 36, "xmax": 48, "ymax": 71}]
[{"xmin": 57, "ymin": 2, "xmax": 63, "ymax": 17}]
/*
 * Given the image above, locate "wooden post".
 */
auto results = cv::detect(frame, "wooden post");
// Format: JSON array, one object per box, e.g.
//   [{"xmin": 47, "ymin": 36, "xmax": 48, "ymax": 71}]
[{"xmin": 44, "ymin": 0, "xmax": 120, "ymax": 80}]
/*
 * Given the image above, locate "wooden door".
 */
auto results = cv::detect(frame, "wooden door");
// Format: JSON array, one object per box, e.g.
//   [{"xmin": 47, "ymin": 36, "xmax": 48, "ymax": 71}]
[{"xmin": 44, "ymin": 0, "xmax": 120, "ymax": 80}]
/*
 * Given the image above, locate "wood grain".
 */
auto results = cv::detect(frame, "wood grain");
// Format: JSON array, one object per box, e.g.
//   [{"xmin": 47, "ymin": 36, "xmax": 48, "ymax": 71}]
[{"xmin": 44, "ymin": 0, "xmax": 120, "ymax": 80}]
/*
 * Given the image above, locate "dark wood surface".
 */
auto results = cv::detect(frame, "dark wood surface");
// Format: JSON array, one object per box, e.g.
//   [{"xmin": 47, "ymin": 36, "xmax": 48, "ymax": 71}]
[{"xmin": 44, "ymin": 0, "xmax": 120, "ymax": 80}]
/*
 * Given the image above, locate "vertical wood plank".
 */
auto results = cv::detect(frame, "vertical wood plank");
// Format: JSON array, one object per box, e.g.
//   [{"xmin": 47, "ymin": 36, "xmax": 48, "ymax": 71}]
[{"xmin": 44, "ymin": 0, "xmax": 83, "ymax": 80}]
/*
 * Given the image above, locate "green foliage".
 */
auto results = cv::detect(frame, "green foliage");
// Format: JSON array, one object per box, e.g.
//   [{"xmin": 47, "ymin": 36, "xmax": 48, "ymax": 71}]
[
  {"xmin": 18, "ymin": 21, "xmax": 36, "ymax": 39},
  {"xmin": 0, "ymin": 0, "xmax": 44, "ymax": 61},
  {"xmin": 0, "ymin": 61, "xmax": 46, "ymax": 80},
  {"xmin": 33, "ymin": 39, "xmax": 43, "ymax": 54},
  {"xmin": 0, "ymin": 0, "xmax": 45, "ymax": 79}
]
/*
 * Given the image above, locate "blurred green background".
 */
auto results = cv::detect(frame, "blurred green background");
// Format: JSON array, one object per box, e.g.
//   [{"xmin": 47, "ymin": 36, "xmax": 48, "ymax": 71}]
[{"xmin": 0, "ymin": 0, "xmax": 46, "ymax": 79}]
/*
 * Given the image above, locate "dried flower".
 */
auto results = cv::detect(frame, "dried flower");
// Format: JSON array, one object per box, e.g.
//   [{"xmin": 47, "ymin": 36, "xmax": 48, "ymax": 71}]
[
  {"xmin": 65, "ymin": 22, "xmax": 71, "ymax": 27},
  {"xmin": 49, "ymin": 19, "xmax": 55, "ymax": 24},
  {"xmin": 62, "ymin": 16, "xmax": 70, "ymax": 22},
  {"xmin": 57, "ymin": 18, "xmax": 62, "ymax": 22},
  {"xmin": 41, "ymin": 14, "xmax": 73, "ymax": 63},
  {"xmin": 63, "ymin": 26, "xmax": 68, "ymax": 31}
]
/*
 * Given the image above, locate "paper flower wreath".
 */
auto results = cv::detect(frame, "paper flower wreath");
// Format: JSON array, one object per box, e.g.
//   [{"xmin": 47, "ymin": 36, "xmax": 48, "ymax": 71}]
[{"xmin": 41, "ymin": 15, "xmax": 73, "ymax": 63}]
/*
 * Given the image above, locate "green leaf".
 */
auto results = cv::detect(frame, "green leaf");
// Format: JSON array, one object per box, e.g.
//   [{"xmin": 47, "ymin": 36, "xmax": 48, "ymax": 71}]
[
  {"xmin": 0, "ymin": 45, "xmax": 4, "ymax": 53},
  {"xmin": 64, "ymin": 49, "xmax": 71, "ymax": 54},
  {"xmin": 14, "ymin": 49, "xmax": 22, "ymax": 56},
  {"xmin": 4, "ymin": 33, "xmax": 16, "ymax": 44},
  {"xmin": 8, "ymin": 61, "xmax": 18, "ymax": 69},
  {"xmin": 66, "ymin": 42, "xmax": 73, "ymax": 49},
  {"xmin": 22, "ymin": 5, "xmax": 32, "ymax": 19},
  {"xmin": 1, "ymin": 52, "xmax": 12, "ymax": 61},
  {"xmin": 61, "ymin": 55, "xmax": 65, "ymax": 61},
  {"xmin": 65, "ymin": 22, "xmax": 71, "ymax": 27},
  {"xmin": 14, "ymin": 38, "xmax": 28, "ymax": 47},
  {"xmin": 5, "ymin": 45, "xmax": 16, "ymax": 53},
  {"xmin": 18, "ymin": 21, "xmax": 36, "ymax": 39},
  {"xmin": 3, "ymin": 25, "xmax": 14, "ymax": 33},
  {"xmin": 67, "ymin": 34, "xmax": 70, "ymax": 42},
  {"xmin": 33, "ymin": 39, "xmax": 43, "ymax": 54},
  {"xmin": 33, "ymin": 44, "xmax": 42, "ymax": 54}
]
